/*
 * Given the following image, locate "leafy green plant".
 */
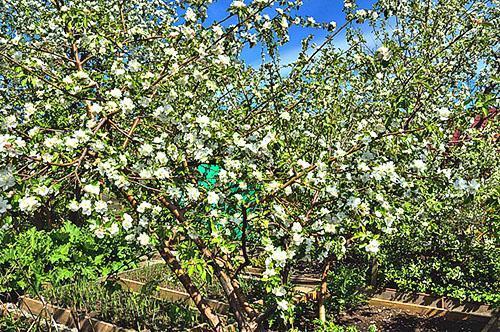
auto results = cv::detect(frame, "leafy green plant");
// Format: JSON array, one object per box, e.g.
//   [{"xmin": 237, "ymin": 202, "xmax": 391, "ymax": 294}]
[
  {"xmin": 380, "ymin": 217, "xmax": 500, "ymax": 306},
  {"xmin": 0, "ymin": 221, "xmax": 147, "ymax": 295},
  {"xmin": 326, "ymin": 264, "xmax": 369, "ymax": 316}
]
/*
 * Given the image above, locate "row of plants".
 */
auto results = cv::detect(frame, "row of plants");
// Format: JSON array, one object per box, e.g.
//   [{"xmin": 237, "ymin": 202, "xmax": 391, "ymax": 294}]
[
  {"xmin": 120, "ymin": 263, "xmax": 266, "ymax": 303},
  {"xmin": 40, "ymin": 279, "xmax": 203, "ymax": 331},
  {"xmin": 0, "ymin": 305, "xmax": 80, "ymax": 332}
]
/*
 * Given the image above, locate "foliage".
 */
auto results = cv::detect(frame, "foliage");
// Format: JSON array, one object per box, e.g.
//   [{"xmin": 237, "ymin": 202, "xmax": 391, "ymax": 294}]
[
  {"xmin": 0, "ymin": 0, "xmax": 497, "ymax": 330},
  {"xmin": 326, "ymin": 264, "xmax": 368, "ymax": 315},
  {"xmin": 0, "ymin": 314, "xmax": 32, "ymax": 332},
  {"xmin": 0, "ymin": 221, "xmax": 146, "ymax": 294},
  {"xmin": 381, "ymin": 223, "xmax": 500, "ymax": 306}
]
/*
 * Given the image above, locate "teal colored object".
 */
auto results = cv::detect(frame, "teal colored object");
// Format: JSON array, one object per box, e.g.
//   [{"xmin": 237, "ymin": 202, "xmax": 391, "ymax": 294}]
[
  {"xmin": 197, "ymin": 164, "xmax": 220, "ymax": 190},
  {"xmin": 197, "ymin": 164, "xmax": 248, "ymax": 239}
]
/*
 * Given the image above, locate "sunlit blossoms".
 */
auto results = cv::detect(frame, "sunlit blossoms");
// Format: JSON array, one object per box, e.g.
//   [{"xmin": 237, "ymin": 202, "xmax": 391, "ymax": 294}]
[
  {"xmin": 122, "ymin": 213, "xmax": 134, "ymax": 231},
  {"xmin": 365, "ymin": 239, "xmax": 380, "ymax": 253},
  {"xmin": 138, "ymin": 233, "xmax": 151, "ymax": 246},
  {"xmin": 376, "ymin": 46, "xmax": 391, "ymax": 61},
  {"xmin": 0, "ymin": 198, "xmax": 12, "ymax": 214},
  {"xmin": 0, "ymin": 0, "xmax": 497, "ymax": 330},
  {"xmin": 18, "ymin": 195, "xmax": 40, "ymax": 213}
]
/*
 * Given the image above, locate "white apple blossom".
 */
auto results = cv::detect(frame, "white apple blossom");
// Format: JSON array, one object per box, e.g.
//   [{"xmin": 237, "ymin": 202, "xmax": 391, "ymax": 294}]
[
  {"xmin": 365, "ymin": 239, "xmax": 380, "ymax": 253},
  {"xmin": 186, "ymin": 185, "xmax": 201, "ymax": 201},
  {"xmin": 454, "ymin": 178, "xmax": 468, "ymax": 191},
  {"xmin": 19, "ymin": 195, "xmax": 40, "ymax": 212},
  {"xmin": 138, "ymin": 233, "xmax": 150, "ymax": 246},
  {"xmin": 195, "ymin": 115, "xmax": 211, "ymax": 127},
  {"xmin": 271, "ymin": 248, "xmax": 288, "ymax": 267},
  {"xmin": 114, "ymin": 68, "xmax": 125, "ymax": 76},
  {"xmin": 94, "ymin": 228, "xmax": 105, "ymax": 239},
  {"xmin": 207, "ymin": 191, "xmax": 219, "ymax": 205},
  {"xmin": 185, "ymin": 8, "xmax": 197, "ymax": 22},
  {"xmin": 139, "ymin": 143, "xmax": 154, "ymax": 156},
  {"xmin": 80, "ymin": 199, "xmax": 92, "ymax": 216},
  {"xmin": 356, "ymin": 9, "xmax": 368, "ymax": 18},
  {"xmin": 128, "ymin": 59, "xmax": 141, "ymax": 72},
  {"xmin": 212, "ymin": 25, "xmax": 224, "ymax": 36},
  {"xmin": 109, "ymin": 88, "xmax": 122, "ymax": 98},
  {"xmin": 231, "ymin": 1, "xmax": 246, "ymax": 8},
  {"xmin": 277, "ymin": 299, "xmax": 289, "ymax": 311},
  {"xmin": 280, "ymin": 16, "xmax": 288, "ymax": 29},
  {"xmin": 469, "ymin": 179, "xmax": 480, "ymax": 192},
  {"xmin": 0, "ymin": 169, "xmax": 15, "ymax": 190},
  {"xmin": 272, "ymin": 287, "xmax": 286, "ymax": 297},
  {"xmin": 65, "ymin": 137, "xmax": 79, "ymax": 149},
  {"xmin": 89, "ymin": 103, "xmax": 103, "ymax": 114},
  {"xmin": 0, "ymin": 198, "xmax": 11, "ymax": 213},
  {"xmin": 279, "ymin": 111, "xmax": 291, "ymax": 120},
  {"xmin": 120, "ymin": 97, "xmax": 135, "ymax": 111},
  {"xmin": 437, "ymin": 107, "xmax": 451, "ymax": 120},
  {"xmin": 109, "ymin": 223, "xmax": 120, "ymax": 236},
  {"xmin": 291, "ymin": 222, "xmax": 302, "ymax": 233},
  {"xmin": 122, "ymin": 213, "xmax": 134, "ymax": 230},
  {"xmin": 95, "ymin": 200, "xmax": 108, "ymax": 214},
  {"xmin": 137, "ymin": 202, "xmax": 152, "ymax": 213},
  {"xmin": 217, "ymin": 54, "xmax": 231, "ymax": 66},
  {"xmin": 68, "ymin": 200, "xmax": 80, "ymax": 211},
  {"xmin": 297, "ymin": 159, "xmax": 311, "ymax": 169},
  {"xmin": 83, "ymin": 183, "xmax": 100, "ymax": 195},
  {"xmin": 376, "ymin": 46, "xmax": 391, "ymax": 61},
  {"xmin": 413, "ymin": 159, "xmax": 427, "ymax": 172}
]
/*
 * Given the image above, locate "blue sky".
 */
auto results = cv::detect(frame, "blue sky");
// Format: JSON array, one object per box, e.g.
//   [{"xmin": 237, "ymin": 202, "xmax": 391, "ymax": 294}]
[{"xmin": 205, "ymin": 0, "xmax": 376, "ymax": 65}]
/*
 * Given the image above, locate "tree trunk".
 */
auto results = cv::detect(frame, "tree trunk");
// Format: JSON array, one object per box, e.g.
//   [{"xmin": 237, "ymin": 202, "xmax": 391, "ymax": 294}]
[
  {"xmin": 370, "ymin": 257, "xmax": 379, "ymax": 287},
  {"xmin": 158, "ymin": 196, "xmax": 257, "ymax": 319},
  {"xmin": 318, "ymin": 256, "xmax": 334, "ymax": 322},
  {"xmin": 157, "ymin": 197, "xmax": 260, "ymax": 329},
  {"xmin": 158, "ymin": 245, "xmax": 222, "ymax": 330}
]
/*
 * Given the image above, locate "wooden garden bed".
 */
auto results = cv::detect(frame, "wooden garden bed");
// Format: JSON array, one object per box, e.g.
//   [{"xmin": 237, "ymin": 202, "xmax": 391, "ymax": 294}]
[
  {"xmin": 116, "ymin": 262, "xmax": 320, "ymax": 307},
  {"xmin": 18, "ymin": 295, "xmax": 237, "ymax": 332},
  {"xmin": 244, "ymin": 267, "xmax": 498, "ymax": 322},
  {"xmin": 368, "ymin": 288, "xmax": 497, "ymax": 322},
  {"xmin": 19, "ymin": 296, "xmax": 132, "ymax": 332},
  {"xmin": 119, "ymin": 261, "xmax": 498, "ymax": 323},
  {"xmin": 13, "ymin": 261, "xmax": 496, "ymax": 332}
]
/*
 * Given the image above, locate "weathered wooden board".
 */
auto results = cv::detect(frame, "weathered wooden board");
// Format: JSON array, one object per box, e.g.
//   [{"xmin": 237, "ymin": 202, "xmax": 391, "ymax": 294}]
[
  {"xmin": 368, "ymin": 288, "xmax": 497, "ymax": 320},
  {"xmin": 19, "ymin": 296, "xmax": 132, "ymax": 332}
]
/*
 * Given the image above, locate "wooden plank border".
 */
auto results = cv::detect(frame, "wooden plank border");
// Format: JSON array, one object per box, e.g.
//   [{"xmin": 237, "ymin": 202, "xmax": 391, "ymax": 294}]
[
  {"xmin": 19, "ymin": 296, "xmax": 132, "ymax": 332},
  {"xmin": 18, "ymin": 296, "xmax": 237, "ymax": 332},
  {"xmin": 368, "ymin": 288, "xmax": 497, "ymax": 320}
]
